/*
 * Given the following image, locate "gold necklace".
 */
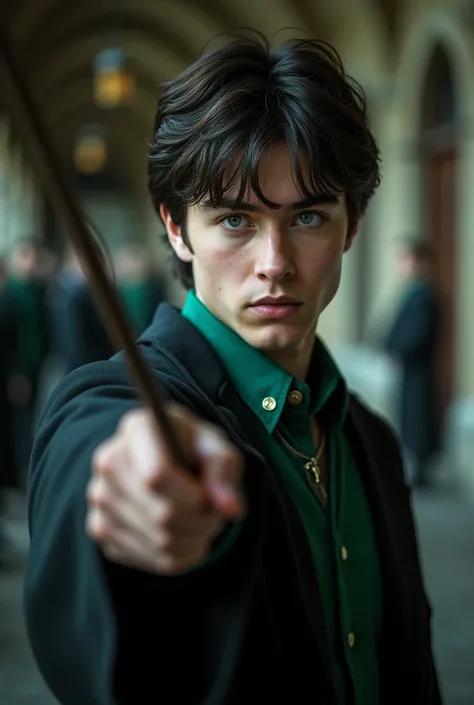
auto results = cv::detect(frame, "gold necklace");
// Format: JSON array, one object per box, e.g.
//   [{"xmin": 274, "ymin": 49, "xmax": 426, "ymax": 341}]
[{"xmin": 274, "ymin": 427, "xmax": 328, "ymax": 506}]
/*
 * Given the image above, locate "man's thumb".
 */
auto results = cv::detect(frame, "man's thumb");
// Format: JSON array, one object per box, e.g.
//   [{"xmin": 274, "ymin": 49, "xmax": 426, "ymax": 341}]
[{"xmin": 196, "ymin": 426, "xmax": 244, "ymax": 518}]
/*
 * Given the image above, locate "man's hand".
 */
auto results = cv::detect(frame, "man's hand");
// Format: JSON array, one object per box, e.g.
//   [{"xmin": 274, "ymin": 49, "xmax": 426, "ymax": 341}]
[{"xmin": 86, "ymin": 404, "xmax": 244, "ymax": 575}]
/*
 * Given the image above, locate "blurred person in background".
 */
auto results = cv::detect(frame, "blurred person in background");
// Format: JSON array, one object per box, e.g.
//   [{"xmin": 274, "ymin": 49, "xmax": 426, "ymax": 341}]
[
  {"xmin": 116, "ymin": 243, "xmax": 166, "ymax": 336},
  {"xmin": 5, "ymin": 239, "xmax": 49, "ymax": 478},
  {"xmin": 384, "ymin": 239, "xmax": 440, "ymax": 487},
  {"xmin": 35, "ymin": 245, "xmax": 61, "ymax": 284},
  {"xmin": 0, "ymin": 256, "xmax": 19, "ymax": 563},
  {"xmin": 47, "ymin": 245, "xmax": 114, "ymax": 377}
]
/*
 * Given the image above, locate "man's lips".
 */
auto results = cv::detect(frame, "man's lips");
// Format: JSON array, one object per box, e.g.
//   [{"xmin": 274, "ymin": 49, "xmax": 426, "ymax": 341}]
[
  {"xmin": 250, "ymin": 296, "xmax": 301, "ymax": 306},
  {"xmin": 248, "ymin": 297, "xmax": 302, "ymax": 319}
]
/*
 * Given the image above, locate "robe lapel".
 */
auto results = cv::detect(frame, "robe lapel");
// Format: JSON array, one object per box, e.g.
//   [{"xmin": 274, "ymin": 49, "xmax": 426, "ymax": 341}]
[{"xmin": 346, "ymin": 396, "xmax": 431, "ymax": 701}]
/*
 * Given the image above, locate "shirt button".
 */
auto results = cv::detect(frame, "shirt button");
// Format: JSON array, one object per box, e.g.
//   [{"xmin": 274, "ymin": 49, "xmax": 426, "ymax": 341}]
[
  {"xmin": 287, "ymin": 390, "xmax": 303, "ymax": 405},
  {"xmin": 347, "ymin": 632, "xmax": 356, "ymax": 649},
  {"xmin": 262, "ymin": 396, "xmax": 277, "ymax": 412},
  {"xmin": 341, "ymin": 546, "xmax": 348, "ymax": 561}
]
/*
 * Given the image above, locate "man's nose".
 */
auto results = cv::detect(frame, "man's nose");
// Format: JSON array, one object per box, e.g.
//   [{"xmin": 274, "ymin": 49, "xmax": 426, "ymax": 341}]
[{"xmin": 254, "ymin": 230, "xmax": 295, "ymax": 281}]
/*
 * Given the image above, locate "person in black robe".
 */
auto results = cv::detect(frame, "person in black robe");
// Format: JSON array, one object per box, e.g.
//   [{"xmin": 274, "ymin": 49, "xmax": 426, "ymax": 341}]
[
  {"xmin": 5, "ymin": 241, "xmax": 49, "ymax": 477},
  {"xmin": 0, "ymin": 257, "xmax": 19, "ymax": 562},
  {"xmin": 115, "ymin": 244, "xmax": 166, "ymax": 336},
  {"xmin": 47, "ymin": 249, "xmax": 115, "ymax": 376},
  {"xmin": 384, "ymin": 240, "xmax": 440, "ymax": 487}
]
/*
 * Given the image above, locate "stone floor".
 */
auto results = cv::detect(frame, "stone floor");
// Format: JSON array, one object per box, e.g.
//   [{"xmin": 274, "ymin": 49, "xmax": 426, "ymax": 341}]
[
  {"xmin": 415, "ymin": 487, "xmax": 474, "ymax": 704},
  {"xmin": 0, "ymin": 492, "xmax": 57, "ymax": 705},
  {"xmin": 1, "ymin": 485, "xmax": 473, "ymax": 705}
]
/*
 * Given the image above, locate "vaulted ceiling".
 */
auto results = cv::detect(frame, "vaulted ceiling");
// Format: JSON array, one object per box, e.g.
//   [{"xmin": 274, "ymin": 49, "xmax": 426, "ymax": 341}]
[{"xmin": 2, "ymin": 0, "xmax": 399, "ymax": 191}]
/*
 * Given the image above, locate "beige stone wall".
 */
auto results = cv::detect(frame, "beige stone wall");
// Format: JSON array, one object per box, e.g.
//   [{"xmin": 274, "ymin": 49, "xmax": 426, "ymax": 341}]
[{"xmin": 319, "ymin": 2, "xmax": 474, "ymax": 401}]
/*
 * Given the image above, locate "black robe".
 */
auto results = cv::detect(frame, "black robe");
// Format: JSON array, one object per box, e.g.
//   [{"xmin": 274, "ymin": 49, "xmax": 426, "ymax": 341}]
[
  {"xmin": 385, "ymin": 280, "xmax": 439, "ymax": 460},
  {"xmin": 0, "ymin": 287, "xmax": 19, "ymax": 488},
  {"xmin": 25, "ymin": 304, "xmax": 441, "ymax": 705},
  {"xmin": 48, "ymin": 272, "xmax": 115, "ymax": 374}
]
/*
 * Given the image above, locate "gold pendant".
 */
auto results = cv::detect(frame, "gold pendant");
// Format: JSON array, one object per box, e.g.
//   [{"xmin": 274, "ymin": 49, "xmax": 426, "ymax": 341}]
[{"xmin": 304, "ymin": 458, "xmax": 328, "ymax": 506}]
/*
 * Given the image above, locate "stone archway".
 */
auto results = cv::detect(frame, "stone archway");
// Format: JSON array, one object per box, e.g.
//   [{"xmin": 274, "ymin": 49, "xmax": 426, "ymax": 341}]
[{"xmin": 387, "ymin": 8, "xmax": 474, "ymax": 414}]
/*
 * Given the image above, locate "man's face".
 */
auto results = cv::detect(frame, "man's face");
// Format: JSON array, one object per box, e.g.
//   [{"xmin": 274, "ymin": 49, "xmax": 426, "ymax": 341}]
[
  {"xmin": 10, "ymin": 243, "xmax": 39, "ymax": 280},
  {"xmin": 163, "ymin": 143, "xmax": 356, "ymax": 370},
  {"xmin": 396, "ymin": 250, "xmax": 416, "ymax": 279}
]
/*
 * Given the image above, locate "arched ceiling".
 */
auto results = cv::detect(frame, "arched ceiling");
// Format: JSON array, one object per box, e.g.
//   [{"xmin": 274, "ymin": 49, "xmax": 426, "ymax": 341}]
[
  {"xmin": 3, "ymin": 0, "xmax": 398, "ymax": 195},
  {"xmin": 375, "ymin": 0, "xmax": 402, "ymax": 45}
]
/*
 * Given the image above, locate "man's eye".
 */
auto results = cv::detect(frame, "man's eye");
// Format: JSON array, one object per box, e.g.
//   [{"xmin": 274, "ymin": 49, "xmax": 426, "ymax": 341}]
[
  {"xmin": 295, "ymin": 211, "xmax": 324, "ymax": 227},
  {"xmin": 220, "ymin": 214, "xmax": 249, "ymax": 230}
]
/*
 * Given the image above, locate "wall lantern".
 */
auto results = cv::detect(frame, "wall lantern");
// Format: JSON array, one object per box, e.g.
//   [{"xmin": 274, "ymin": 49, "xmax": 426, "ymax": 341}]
[
  {"xmin": 93, "ymin": 48, "xmax": 135, "ymax": 108},
  {"xmin": 73, "ymin": 124, "xmax": 108, "ymax": 174}
]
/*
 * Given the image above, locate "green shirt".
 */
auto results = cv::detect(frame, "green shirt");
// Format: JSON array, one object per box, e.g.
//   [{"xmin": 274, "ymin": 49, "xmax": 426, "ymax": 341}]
[{"xmin": 182, "ymin": 290, "xmax": 383, "ymax": 705}]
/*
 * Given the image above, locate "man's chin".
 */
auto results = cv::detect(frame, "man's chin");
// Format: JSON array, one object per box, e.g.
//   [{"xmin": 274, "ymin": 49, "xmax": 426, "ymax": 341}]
[
  {"xmin": 236, "ymin": 309, "xmax": 316, "ymax": 346},
  {"xmin": 242, "ymin": 326, "xmax": 302, "ymax": 353}
]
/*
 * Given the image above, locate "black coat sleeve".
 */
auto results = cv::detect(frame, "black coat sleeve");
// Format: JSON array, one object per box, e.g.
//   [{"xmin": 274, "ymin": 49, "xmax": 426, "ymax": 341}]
[
  {"xmin": 25, "ymin": 361, "xmax": 141, "ymax": 705},
  {"xmin": 0, "ymin": 288, "xmax": 19, "ymax": 373},
  {"xmin": 25, "ymin": 358, "xmax": 249, "ymax": 705}
]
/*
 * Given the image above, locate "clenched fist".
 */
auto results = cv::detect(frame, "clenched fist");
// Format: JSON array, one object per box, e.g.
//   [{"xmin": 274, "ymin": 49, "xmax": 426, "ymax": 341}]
[{"xmin": 86, "ymin": 403, "xmax": 244, "ymax": 575}]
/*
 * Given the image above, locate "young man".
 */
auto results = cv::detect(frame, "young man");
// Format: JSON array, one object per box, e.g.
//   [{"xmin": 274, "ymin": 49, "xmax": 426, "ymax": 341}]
[{"xmin": 25, "ymin": 36, "xmax": 442, "ymax": 705}]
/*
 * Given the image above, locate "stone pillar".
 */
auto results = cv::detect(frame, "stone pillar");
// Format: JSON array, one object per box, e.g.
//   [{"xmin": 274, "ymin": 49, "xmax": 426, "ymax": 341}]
[
  {"xmin": 7, "ymin": 144, "xmax": 25, "ymax": 248},
  {"xmin": 21, "ymin": 164, "xmax": 42, "ymax": 239},
  {"xmin": 0, "ymin": 118, "xmax": 10, "ymax": 254}
]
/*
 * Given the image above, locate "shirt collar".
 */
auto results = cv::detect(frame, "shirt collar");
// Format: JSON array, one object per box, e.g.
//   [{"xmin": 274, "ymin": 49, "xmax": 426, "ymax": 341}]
[
  {"xmin": 307, "ymin": 338, "xmax": 348, "ymax": 422},
  {"xmin": 182, "ymin": 290, "xmax": 348, "ymax": 431}
]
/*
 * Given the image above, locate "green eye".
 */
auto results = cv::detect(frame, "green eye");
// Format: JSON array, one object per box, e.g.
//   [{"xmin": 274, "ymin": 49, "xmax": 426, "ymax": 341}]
[
  {"xmin": 297, "ymin": 211, "xmax": 321, "ymax": 226},
  {"xmin": 221, "ymin": 214, "xmax": 248, "ymax": 230},
  {"xmin": 227, "ymin": 215, "xmax": 243, "ymax": 227}
]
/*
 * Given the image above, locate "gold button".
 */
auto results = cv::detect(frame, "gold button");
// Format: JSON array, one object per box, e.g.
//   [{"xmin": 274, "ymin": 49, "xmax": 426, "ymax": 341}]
[
  {"xmin": 262, "ymin": 396, "xmax": 277, "ymax": 412},
  {"xmin": 341, "ymin": 546, "xmax": 348, "ymax": 561},
  {"xmin": 347, "ymin": 632, "xmax": 356, "ymax": 649},
  {"xmin": 288, "ymin": 390, "xmax": 303, "ymax": 405}
]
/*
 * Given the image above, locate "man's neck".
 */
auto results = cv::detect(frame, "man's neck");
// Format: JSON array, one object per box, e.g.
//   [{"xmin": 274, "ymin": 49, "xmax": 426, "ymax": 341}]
[{"xmin": 266, "ymin": 340, "xmax": 315, "ymax": 382}]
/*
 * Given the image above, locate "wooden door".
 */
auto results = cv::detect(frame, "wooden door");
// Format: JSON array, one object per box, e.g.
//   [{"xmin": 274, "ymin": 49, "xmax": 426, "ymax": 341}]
[{"xmin": 425, "ymin": 148, "xmax": 456, "ymax": 422}]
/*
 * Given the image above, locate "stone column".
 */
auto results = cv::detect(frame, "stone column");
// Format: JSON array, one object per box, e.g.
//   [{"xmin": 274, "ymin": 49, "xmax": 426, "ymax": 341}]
[
  {"xmin": 0, "ymin": 118, "xmax": 10, "ymax": 255},
  {"xmin": 7, "ymin": 144, "xmax": 25, "ymax": 248}
]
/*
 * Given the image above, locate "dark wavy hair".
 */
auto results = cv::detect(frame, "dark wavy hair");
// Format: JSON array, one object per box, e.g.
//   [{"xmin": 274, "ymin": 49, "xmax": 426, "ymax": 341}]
[{"xmin": 148, "ymin": 33, "xmax": 381, "ymax": 288}]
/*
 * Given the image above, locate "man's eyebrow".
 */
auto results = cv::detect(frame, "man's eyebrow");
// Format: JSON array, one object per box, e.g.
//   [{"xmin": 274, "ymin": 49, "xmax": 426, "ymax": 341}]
[
  {"xmin": 201, "ymin": 194, "xmax": 341, "ymax": 212},
  {"xmin": 289, "ymin": 194, "xmax": 341, "ymax": 209}
]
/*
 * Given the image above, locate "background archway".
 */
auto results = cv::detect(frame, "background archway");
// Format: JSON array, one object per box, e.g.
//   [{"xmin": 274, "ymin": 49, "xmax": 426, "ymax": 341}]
[{"xmin": 420, "ymin": 43, "xmax": 458, "ymax": 423}]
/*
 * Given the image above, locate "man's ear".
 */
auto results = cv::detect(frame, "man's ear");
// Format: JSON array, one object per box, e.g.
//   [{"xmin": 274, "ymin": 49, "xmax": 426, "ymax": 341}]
[
  {"xmin": 159, "ymin": 205, "xmax": 193, "ymax": 263},
  {"xmin": 344, "ymin": 221, "xmax": 360, "ymax": 253}
]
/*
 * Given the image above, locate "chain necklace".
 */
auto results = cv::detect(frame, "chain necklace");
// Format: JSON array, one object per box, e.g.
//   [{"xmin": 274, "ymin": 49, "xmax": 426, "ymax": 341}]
[{"xmin": 274, "ymin": 427, "xmax": 328, "ymax": 506}]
